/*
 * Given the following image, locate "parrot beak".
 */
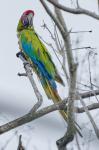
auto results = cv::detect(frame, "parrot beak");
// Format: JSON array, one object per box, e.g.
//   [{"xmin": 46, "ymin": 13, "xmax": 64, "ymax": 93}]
[{"xmin": 28, "ymin": 13, "xmax": 33, "ymax": 27}]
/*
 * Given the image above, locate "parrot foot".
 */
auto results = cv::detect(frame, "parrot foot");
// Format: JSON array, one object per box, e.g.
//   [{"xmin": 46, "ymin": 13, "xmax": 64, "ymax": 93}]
[
  {"xmin": 18, "ymin": 73, "xmax": 27, "ymax": 77},
  {"xmin": 23, "ymin": 62, "xmax": 33, "ymax": 76},
  {"xmin": 16, "ymin": 52, "xmax": 26, "ymax": 60},
  {"xmin": 23, "ymin": 62, "xmax": 31, "ymax": 68}
]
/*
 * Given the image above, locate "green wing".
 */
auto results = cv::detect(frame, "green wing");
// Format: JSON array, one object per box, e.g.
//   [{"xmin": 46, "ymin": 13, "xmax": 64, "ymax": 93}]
[{"xmin": 19, "ymin": 29, "xmax": 64, "ymax": 85}]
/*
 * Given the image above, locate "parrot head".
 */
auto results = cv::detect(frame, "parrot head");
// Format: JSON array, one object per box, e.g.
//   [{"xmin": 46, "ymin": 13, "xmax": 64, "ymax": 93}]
[{"xmin": 17, "ymin": 10, "xmax": 35, "ymax": 32}]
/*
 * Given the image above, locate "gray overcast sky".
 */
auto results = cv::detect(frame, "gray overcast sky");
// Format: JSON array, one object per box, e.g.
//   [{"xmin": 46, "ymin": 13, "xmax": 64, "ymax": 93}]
[{"xmin": 0, "ymin": 0, "xmax": 99, "ymax": 150}]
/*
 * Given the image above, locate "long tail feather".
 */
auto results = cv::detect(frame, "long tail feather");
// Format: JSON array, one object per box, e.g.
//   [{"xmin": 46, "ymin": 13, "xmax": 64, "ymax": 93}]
[
  {"xmin": 46, "ymin": 80, "xmax": 68, "ymax": 118},
  {"xmin": 45, "ymin": 79, "xmax": 82, "ymax": 137}
]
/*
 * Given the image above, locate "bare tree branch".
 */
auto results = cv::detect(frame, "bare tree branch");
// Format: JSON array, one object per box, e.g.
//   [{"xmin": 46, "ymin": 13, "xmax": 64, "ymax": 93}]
[
  {"xmin": 0, "ymin": 94, "xmax": 99, "ymax": 135},
  {"xmin": 76, "ymin": 103, "xmax": 99, "ymax": 113},
  {"xmin": 47, "ymin": 0, "xmax": 99, "ymax": 20},
  {"xmin": 52, "ymin": 0, "xmax": 78, "ymax": 148},
  {"xmin": 16, "ymin": 52, "xmax": 43, "ymax": 113},
  {"xmin": 0, "ymin": 99, "xmax": 68, "ymax": 135},
  {"xmin": 80, "ymin": 90, "xmax": 99, "ymax": 99}
]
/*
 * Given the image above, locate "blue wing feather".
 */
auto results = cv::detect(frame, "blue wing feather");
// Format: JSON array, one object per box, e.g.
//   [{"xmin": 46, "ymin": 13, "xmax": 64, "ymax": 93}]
[{"xmin": 22, "ymin": 41, "xmax": 57, "ymax": 89}]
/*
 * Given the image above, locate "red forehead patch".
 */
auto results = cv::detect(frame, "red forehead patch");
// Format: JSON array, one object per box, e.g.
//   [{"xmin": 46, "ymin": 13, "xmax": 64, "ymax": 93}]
[{"xmin": 23, "ymin": 10, "xmax": 35, "ymax": 16}]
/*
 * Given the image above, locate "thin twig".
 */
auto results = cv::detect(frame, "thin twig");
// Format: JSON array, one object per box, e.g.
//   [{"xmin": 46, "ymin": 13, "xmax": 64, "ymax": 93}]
[
  {"xmin": 88, "ymin": 52, "xmax": 93, "ymax": 90},
  {"xmin": 72, "ymin": 46, "xmax": 96, "ymax": 51},
  {"xmin": 17, "ymin": 135, "xmax": 25, "ymax": 150},
  {"xmin": 70, "ymin": 30, "xmax": 92, "ymax": 33},
  {"xmin": 75, "ymin": 134, "xmax": 81, "ymax": 150}
]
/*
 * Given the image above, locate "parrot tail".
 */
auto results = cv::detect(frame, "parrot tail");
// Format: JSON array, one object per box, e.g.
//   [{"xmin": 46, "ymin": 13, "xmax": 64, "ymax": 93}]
[
  {"xmin": 45, "ymin": 79, "xmax": 68, "ymax": 120},
  {"xmin": 42, "ymin": 79, "xmax": 82, "ymax": 137}
]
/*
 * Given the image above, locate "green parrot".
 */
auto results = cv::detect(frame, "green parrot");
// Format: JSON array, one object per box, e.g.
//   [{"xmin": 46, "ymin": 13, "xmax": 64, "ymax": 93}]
[{"xmin": 17, "ymin": 10, "xmax": 81, "ymax": 136}]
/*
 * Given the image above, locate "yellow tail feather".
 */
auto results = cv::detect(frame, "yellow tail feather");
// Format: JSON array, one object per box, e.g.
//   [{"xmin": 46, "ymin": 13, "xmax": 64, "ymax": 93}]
[
  {"xmin": 45, "ymin": 80, "xmax": 82, "ymax": 137},
  {"xmin": 46, "ymin": 79, "xmax": 68, "ymax": 119}
]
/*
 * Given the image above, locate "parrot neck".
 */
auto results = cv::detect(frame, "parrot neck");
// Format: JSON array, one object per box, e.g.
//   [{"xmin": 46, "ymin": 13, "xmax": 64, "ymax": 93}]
[
  {"xmin": 18, "ymin": 26, "xmax": 34, "ymax": 32},
  {"xmin": 17, "ymin": 26, "xmax": 35, "ymax": 38}
]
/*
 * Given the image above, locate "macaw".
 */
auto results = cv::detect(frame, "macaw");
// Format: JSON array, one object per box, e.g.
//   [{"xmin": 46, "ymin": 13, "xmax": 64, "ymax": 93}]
[{"xmin": 17, "ymin": 10, "xmax": 81, "ymax": 136}]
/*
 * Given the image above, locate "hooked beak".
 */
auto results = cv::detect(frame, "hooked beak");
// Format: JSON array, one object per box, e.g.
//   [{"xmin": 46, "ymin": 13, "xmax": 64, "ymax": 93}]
[{"xmin": 28, "ymin": 13, "xmax": 33, "ymax": 27}]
